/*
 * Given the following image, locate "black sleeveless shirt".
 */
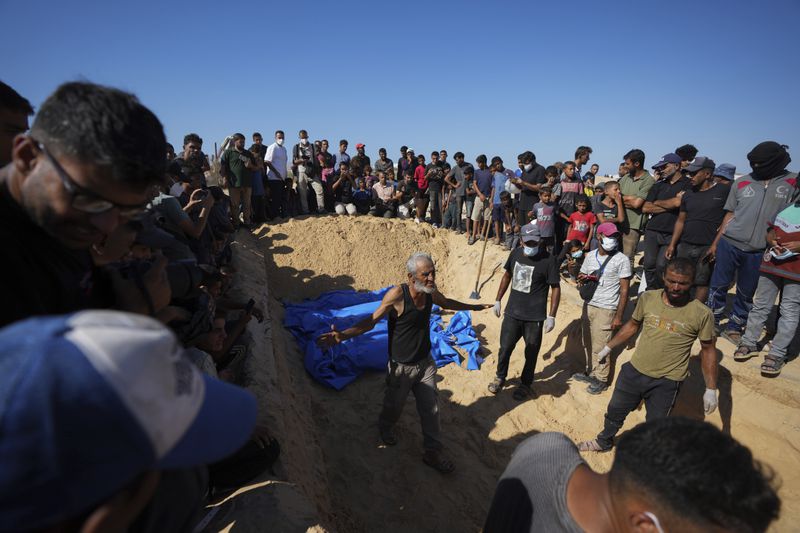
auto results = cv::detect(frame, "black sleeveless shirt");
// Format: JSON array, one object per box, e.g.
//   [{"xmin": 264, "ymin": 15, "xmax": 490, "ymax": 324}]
[{"xmin": 388, "ymin": 283, "xmax": 432, "ymax": 364}]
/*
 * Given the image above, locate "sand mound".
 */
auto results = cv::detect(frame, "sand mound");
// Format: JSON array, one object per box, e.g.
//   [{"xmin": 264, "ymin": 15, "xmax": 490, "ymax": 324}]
[{"xmin": 256, "ymin": 215, "xmax": 799, "ymax": 533}]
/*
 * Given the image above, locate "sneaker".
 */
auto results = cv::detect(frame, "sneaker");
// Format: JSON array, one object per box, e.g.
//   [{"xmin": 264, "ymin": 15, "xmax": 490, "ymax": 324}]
[
  {"xmin": 571, "ymin": 372, "xmax": 593, "ymax": 384},
  {"xmin": 587, "ymin": 378, "xmax": 608, "ymax": 395},
  {"xmin": 414, "ymin": 218, "xmax": 421, "ymax": 224},
  {"xmin": 487, "ymin": 377, "xmax": 505, "ymax": 394},
  {"xmin": 432, "ymin": 223, "xmax": 440, "ymax": 229},
  {"xmin": 512, "ymin": 384, "xmax": 534, "ymax": 401}
]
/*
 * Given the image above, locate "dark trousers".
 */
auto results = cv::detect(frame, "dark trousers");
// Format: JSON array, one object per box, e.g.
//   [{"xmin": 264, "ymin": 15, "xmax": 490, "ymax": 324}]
[
  {"xmin": 643, "ymin": 229, "xmax": 672, "ymax": 290},
  {"xmin": 495, "ymin": 315, "xmax": 543, "ymax": 385},
  {"xmin": 428, "ymin": 189, "xmax": 442, "ymax": 225},
  {"xmin": 596, "ymin": 362, "xmax": 681, "ymax": 448},
  {"xmin": 266, "ymin": 180, "xmax": 287, "ymax": 219}
]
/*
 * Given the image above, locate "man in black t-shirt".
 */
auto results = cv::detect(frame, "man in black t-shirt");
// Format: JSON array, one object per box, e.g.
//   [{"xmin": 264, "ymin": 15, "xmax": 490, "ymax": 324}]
[
  {"xmin": 510, "ymin": 151, "xmax": 548, "ymax": 226},
  {"xmin": 641, "ymin": 153, "xmax": 693, "ymax": 290},
  {"xmin": 666, "ymin": 158, "xmax": 729, "ymax": 302},
  {"xmin": 489, "ymin": 223, "xmax": 561, "ymax": 400},
  {"xmin": 425, "ymin": 151, "xmax": 445, "ymax": 228}
]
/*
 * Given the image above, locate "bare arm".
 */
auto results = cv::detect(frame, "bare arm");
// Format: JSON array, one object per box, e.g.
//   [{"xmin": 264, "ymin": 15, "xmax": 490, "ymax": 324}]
[
  {"xmin": 548, "ymin": 285, "xmax": 561, "ymax": 317},
  {"xmin": 666, "ymin": 211, "xmax": 687, "ymax": 258},
  {"xmin": 702, "ymin": 211, "xmax": 734, "ymax": 261},
  {"xmin": 495, "ymin": 271, "xmax": 512, "ymax": 301},
  {"xmin": 317, "ymin": 287, "xmax": 402, "ymax": 347},
  {"xmin": 699, "ymin": 338, "xmax": 718, "ymax": 389},
  {"xmin": 612, "ymin": 278, "xmax": 630, "ymax": 330},
  {"xmin": 622, "ymin": 195, "xmax": 645, "ymax": 209},
  {"xmin": 605, "ymin": 318, "xmax": 642, "ymax": 349},
  {"xmin": 432, "ymin": 290, "xmax": 492, "ymax": 311}
]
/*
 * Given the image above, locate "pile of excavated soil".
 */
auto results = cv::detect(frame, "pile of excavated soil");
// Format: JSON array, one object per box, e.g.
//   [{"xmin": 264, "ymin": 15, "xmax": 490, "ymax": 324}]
[{"xmin": 258, "ymin": 215, "xmax": 799, "ymax": 533}]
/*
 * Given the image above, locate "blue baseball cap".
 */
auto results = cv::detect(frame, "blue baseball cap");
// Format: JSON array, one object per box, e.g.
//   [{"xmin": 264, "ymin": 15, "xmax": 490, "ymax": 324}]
[
  {"xmin": 0, "ymin": 311, "xmax": 257, "ymax": 529},
  {"xmin": 651, "ymin": 153, "xmax": 683, "ymax": 169},
  {"xmin": 684, "ymin": 156, "xmax": 716, "ymax": 173}
]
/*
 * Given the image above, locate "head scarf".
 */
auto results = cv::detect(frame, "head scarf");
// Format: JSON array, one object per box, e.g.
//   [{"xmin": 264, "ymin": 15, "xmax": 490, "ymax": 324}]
[{"xmin": 747, "ymin": 141, "xmax": 791, "ymax": 181}]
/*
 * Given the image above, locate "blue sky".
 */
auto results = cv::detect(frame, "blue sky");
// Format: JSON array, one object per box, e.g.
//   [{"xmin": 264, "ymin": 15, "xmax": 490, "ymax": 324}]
[{"xmin": 2, "ymin": 0, "xmax": 798, "ymax": 175}]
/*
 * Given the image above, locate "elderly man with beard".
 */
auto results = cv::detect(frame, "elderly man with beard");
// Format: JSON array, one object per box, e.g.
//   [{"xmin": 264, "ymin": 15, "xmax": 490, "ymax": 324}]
[
  {"xmin": 317, "ymin": 252, "xmax": 491, "ymax": 474},
  {"xmin": 578, "ymin": 257, "xmax": 719, "ymax": 452}
]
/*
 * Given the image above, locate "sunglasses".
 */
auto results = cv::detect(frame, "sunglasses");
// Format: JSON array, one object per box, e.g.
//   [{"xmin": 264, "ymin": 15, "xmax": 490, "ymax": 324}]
[{"xmin": 35, "ymin": 140, "xmax": 149, "ymax": 218}]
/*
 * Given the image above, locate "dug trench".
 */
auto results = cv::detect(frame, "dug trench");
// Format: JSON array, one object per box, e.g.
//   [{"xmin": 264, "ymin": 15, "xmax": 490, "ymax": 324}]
[{"xmin": 208, "ymin": 215, "xmax": 800, "ymax": 532}]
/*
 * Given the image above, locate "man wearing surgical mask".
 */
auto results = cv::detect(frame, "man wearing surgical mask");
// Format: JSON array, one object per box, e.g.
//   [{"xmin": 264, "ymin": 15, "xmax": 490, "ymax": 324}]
[
  {"xmin": 574, "ymin": 223, "xmax": 631, "ymax": 394},
  {"xmin": 489, "ymin": 223, "xmax": 561, "ymax": 400},
  {"xmin": 265, "ymin": 130, "xmax": 289, "ymax": 219}
]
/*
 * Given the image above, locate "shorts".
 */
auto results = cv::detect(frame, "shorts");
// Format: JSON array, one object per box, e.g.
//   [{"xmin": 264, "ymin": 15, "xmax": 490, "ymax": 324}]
[
  {"xmin": 471, "ymin": 200, "xmax": 490, "ymax": 222},
  {"xmin": 677, "ymin": 242, "xmax": 714, "ymax": 286},
  {"xmin": 491, "ymin": 204, "xmax": 503, "ymax": 223}
]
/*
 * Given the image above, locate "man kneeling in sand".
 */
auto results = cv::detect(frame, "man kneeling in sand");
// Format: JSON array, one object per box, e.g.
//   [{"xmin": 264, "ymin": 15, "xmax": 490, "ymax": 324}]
[{"xmin": 318, "ymin": 252, "xmax": 492, "ymax": 473}]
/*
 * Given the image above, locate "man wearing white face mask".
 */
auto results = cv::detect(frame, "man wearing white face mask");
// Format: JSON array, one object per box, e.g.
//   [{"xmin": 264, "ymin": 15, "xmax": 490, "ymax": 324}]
[
  {"xmin": 490, "ymin": 223, "xmax": 561, "ymax": 400},
  {"xmin": 265, "ymin": 130, "xmax": 289, "ymax": 219},
  {"xmin": 574, "ymin": 223, "xmax": 631, "ymax": 394}
]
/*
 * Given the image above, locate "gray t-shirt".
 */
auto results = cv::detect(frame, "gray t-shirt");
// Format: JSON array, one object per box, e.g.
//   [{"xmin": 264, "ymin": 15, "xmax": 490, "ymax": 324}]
[
  {"xmin": 484, "ymin": 432, "xmax": 584, "ymax": 533},
  {"xmin": 447, "ymin": 162, "xmax": 474, "ymax": 197}
]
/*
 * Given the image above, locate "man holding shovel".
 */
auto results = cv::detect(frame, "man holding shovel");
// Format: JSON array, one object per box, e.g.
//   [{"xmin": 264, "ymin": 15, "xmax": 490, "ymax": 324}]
[{"xmin": 489, "ymin": 223, "xmax": 561, "ymax": 400}]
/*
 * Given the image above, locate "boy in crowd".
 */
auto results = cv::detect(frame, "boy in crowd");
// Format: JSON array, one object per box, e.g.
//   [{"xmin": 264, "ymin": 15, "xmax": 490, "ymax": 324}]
[
  {"xmin": 552, "ymin": 161, "xmax": 584, "ymax": 253},
  {"xmin": 574, "ymin": 223, "xmax": 631, "ymax": 394},
  {"xmin": 396, "ymin": 169, "xmax": 417, "ymax": 219},
  {"xmin": 563, "ymin": 195, "xmax": 596, "ymax": 251},
  {"xmin": 352, "ymin": 178, "xmax": 373, "ymax": 215},
  {"xmin": 414, "ymin": 153, "xmax": 429, "ymax": 223},
  {"xmin": 490, "ymin": 157, "xmax": 509, "ymax": 245},
  {"xmin": 426, "ymin": 151, "xmax": 445, "ymax": 228},
  {"xmin": 469, "ymin": 155, "xmax": 495, "ymax": 245},
  {"xmin": 332, "ymin": 161, "xmax": 357, "ymax": 216},
  {"xmin": 529, "ymin": 186, "xmax": 557, "ymax": 252},
  {"xmin": 499, "ymin": 191, "xmax": 519, "ymax": 250}
]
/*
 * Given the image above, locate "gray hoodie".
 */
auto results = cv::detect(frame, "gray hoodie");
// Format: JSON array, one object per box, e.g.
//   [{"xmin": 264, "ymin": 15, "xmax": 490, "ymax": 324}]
[{"xmin": 722, "ymin": 171, "xmax": 799, "ymax": 251}]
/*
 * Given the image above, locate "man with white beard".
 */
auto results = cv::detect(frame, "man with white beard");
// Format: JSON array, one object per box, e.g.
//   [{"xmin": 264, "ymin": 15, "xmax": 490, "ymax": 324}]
[{"xmin": 317, "ymin": 252, "xmax": 491, "ymax": 474}]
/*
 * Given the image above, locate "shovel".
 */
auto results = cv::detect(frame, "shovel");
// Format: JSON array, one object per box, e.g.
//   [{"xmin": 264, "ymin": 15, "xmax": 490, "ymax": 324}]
[{"xmin": 469, "ymin": 215, "xmax": 492, "ymax": 299}]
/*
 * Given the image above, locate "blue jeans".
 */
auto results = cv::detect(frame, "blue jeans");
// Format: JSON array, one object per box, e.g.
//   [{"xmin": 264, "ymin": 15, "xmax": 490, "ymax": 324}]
[{"xmin": 706, "ymin": 238, "xmax": 763, "ymax": 331}]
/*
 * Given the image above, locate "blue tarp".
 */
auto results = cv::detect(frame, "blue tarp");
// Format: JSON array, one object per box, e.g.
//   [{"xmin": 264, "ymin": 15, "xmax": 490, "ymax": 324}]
[{"xmin": 283, "ymin": 286, "xmax": 483, "ymax": 390}]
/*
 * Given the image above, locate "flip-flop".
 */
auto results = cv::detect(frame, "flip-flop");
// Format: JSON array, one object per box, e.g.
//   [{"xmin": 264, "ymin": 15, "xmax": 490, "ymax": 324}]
[
  {"xmin": 423, "ymin": 453, "xmax": 455, "ymax": 474},
  {"xmin": 577, "ymin": 439, "xmax": 612, "ymax": 453}
]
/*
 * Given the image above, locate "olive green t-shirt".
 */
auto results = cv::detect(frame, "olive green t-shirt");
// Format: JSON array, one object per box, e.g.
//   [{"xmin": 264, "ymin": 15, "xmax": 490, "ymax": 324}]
[
  {"xmin": 618, "ymin": 171, "xmax": 655, "ymax": 231},
  {"xmin": 630, "ymin": 289, "xmax": 714, "ymax": 381}
]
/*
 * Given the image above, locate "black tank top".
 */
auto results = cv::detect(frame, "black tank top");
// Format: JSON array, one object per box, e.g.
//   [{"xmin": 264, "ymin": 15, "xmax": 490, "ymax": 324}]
[{"xmin": 388, "ymin": 283, "xmax": 432, "ymax": 364}]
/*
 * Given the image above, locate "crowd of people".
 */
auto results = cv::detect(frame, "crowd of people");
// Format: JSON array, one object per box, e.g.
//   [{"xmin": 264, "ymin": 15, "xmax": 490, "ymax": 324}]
[{"xmin": 0, "ymin": 77, "xmax": 793, "ymax": 531}]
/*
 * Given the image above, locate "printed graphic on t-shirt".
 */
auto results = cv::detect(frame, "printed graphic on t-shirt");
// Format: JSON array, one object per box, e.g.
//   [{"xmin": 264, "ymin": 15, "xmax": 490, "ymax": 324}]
[
  {"xmin": 572, "ymin": 220, "xmax": 589, "ymax": 232},
  {"xmin": 512, "ymin": 263, "xmax": 535, "ymax": 293}
]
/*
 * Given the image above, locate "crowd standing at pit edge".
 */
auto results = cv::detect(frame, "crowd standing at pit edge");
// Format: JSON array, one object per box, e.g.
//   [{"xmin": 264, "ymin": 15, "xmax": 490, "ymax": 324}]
[{"xmin": 0, "ymin": 79, "xmax": 793, "ymax": 532}]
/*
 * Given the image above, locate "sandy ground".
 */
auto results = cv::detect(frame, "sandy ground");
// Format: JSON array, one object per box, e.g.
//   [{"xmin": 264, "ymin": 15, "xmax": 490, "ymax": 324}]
[{"xmin": 252, "ymin": 214, "xmax": 799, "ymax": 532}]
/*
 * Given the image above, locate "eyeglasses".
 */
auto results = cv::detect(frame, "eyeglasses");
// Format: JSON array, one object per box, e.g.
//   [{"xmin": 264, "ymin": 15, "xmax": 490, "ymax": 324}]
[{"xmin": 35, "ymin": 140, "xmax": 148, "ymax": 218}]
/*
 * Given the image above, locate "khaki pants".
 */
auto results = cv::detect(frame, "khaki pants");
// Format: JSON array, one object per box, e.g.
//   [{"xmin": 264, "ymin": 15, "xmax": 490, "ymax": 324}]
[
  {"xmin": 622, "ymin": 228, "xmax": 641, "ymax": 271},
  {"xmin": 229, "ymin": 186, "xmax": 252, "ymax": 225},
  {"xmin": 296, "ymin": 165, "xmax": 325, "ymax": 214},
  {"xmin": 378, "ymin": 357, "xmax": 442, "ymax": 452},
  {"xmin": 582, "ymin": 304, "xmax": 616, "ymax": 383}
]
